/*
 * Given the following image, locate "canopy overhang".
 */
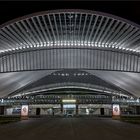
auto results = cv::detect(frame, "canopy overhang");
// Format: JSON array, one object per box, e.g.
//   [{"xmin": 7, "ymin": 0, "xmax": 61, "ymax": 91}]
[{"xmin": 0, "ymin": 9, "xmax": 140, "ymax": 98}]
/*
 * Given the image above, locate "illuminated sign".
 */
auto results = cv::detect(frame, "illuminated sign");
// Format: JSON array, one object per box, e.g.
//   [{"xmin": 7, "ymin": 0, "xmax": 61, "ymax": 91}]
[
  {"xmin": 62, "ymin": 99, "xmax": 76, "ymax": 103},
  {"xmin": 21, "ymin": 105, "xmax": 29, "ymax": 116},
  {"xmin": 112, "ymin": 104, "xmax": 120, "ymax": 116},
  {"xmin": 63, "ymin": 104, "xmax": 76, "ymax": 108}
]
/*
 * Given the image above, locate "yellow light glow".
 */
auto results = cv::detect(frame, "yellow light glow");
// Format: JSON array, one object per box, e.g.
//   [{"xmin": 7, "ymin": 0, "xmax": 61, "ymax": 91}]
[{"xmin": 62, "ymin": 99, "xmax": 76, "ymax": 103}]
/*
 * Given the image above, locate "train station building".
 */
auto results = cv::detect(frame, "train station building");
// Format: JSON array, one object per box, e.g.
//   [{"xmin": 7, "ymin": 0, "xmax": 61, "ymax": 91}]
[{"xmin": 0, "ymin": 9, "xmax": 140, "ymax": 118}]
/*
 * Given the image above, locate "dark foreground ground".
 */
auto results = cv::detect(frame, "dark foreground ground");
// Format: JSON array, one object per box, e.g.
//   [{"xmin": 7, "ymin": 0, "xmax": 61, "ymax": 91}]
[{"xmin": 0, "ymin": 116, "xmax": 140, "ymax": 140}]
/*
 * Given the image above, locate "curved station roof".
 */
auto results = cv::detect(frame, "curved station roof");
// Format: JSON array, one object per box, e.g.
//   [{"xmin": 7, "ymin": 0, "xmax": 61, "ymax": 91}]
[
  {"xmin": 1, "ymin": 9, "xmax": 140, "ymax": 52},
  {"xmin": 0, "ymin": 9, "xmax": 140, "ymax": 98}
]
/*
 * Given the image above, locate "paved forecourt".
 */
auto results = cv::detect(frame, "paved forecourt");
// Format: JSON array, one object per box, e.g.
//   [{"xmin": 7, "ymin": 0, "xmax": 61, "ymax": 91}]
[{"xmin": 0, "ymin": 117, "xmax": 140, "ymax": 140}]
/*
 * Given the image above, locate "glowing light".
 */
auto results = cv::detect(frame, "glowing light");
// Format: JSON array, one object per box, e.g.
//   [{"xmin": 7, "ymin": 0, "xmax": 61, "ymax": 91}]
[
  {"xmin": 112, "ymin": 104, "xmax": 120, "ymax": 116},
  {"xmin": 0, "ymin": 40, "xmax": 140, "ymax": 54},
  {"xmin": 62, "ymin": 99, "xmax": 76, "ymax": 103},
  {"xmin": 21, "ymin": 105, "xmax": 29, "ymax": 117},
  {"xmin": 86, "ymin": 108, "xmax": 89, "ymax": 115},
  {"xmin": 40, "ymin": 43, "xmax": 43, "ymax": 47},
  {"xmin": 88, "ymin": 43, "xmax": 90, "ymax": 46}
]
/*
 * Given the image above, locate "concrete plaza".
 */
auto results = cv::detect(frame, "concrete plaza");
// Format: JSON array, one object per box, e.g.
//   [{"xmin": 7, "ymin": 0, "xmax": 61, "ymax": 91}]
[{"xmin": 0, "ymin": 117, "xmax": 140, "ymax": 140}]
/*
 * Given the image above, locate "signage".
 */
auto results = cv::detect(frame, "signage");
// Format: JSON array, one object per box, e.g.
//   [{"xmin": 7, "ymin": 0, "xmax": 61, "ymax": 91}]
[
  {"xmin": 21, "ymin": 105, "xmax": 29, "ymax": 116},
  {"xmin": 62, "ymin": 99, "xmax": 76, "ymax": 103},
  {"xmin": 63, "ymin": 104, "xmax": 76, "ymax": 108},
  {"xmin": 112, "ymin": 104, "xmax": 120, "ymax": 116}
]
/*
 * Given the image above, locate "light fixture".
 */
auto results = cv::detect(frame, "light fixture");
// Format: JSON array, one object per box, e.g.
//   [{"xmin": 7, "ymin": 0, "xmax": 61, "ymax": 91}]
[{"xmin": 62, "ymin": 99, "xmax": 76, "ymax": 103}]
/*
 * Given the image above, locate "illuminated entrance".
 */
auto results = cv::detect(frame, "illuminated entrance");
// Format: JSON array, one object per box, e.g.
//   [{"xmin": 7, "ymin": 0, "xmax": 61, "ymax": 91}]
[{"xmin": 62, "ymin": 99, "xmax": 76, "ymax": 116}]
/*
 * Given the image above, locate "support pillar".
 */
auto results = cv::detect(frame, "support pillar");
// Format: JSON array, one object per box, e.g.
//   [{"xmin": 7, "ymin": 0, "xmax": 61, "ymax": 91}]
[
  {"xmin": 61, "ymin": 103, "xmax": 63, "ymax": 115},
  {"xmin": 76, "ymin": 104, "xmax": 78, "ymax": 116},
  {"xmin": 52, "ymin": 108, "xmax": 54, "ymax": 116}
]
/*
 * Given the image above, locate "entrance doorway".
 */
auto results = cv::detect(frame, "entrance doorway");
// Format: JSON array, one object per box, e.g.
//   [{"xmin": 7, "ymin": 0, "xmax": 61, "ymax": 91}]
[
  {"xmin": 36, "ymin": 108, "xmax": 40, "ymax": 115},
  {"xmin": 63, "ymin": 104, "xmax": 76, "ymax": 117},
  {"xmin": 100, "ymin": 108, "xmax": 104, "ymax": 115}
]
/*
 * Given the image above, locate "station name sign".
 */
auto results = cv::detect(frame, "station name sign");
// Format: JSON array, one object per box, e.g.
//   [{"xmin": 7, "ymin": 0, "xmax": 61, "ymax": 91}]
[{"xmin": 62, "ymin": 99, "xmax": 76, "ymax": 103}]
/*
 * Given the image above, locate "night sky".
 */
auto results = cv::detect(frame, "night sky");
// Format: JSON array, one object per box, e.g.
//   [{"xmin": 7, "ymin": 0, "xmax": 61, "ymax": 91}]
[{"xmin": 0, "ymin": 1, "xmax": 140, "ymax": 25}]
